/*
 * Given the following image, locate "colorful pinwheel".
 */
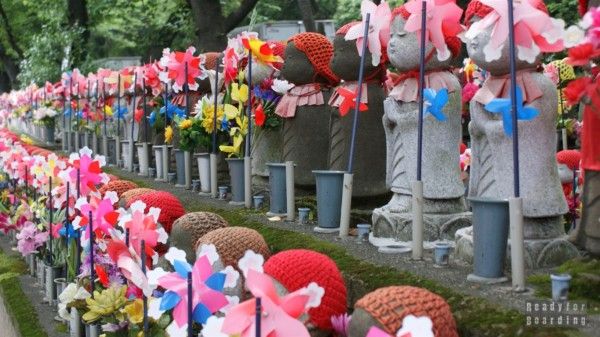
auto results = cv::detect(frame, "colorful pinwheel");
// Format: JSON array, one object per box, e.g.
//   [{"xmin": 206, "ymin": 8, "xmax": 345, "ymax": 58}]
[
  {"xmin": 120, "ymin": 200, "xmax": 168, "ymax": 260},
  {"xmin": 165, "ymin": 46, "xmax": 207, "ymax": 93},
  {"xmin": 404, "ymin": 0, "xmax": 464, "ymax": 61},
  {"xmin": 484, "ymin": 85, "xmax": 540, "ymax": 135},
  {"xmin": 157, "ymin": 248, "xmax": 228, "ymax": 329},
  {"xmin": 336, "ymin": 87, "xmax": 368, "ymax": 117},
  {"xmin": 67, "ymin": 147, "xmax": 109, "ymax": 196},
  {"xmin": 344, "ymin": 0, "xmax": 392, "ymax": 66},
  {"xmin": 73, "ymin": 192, "xmax": 120, "ymax": 239}
]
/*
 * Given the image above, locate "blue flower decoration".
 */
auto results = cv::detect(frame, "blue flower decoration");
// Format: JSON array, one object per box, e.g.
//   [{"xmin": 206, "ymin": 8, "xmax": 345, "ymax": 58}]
[
  {"xmin": 59, "ymin": 221, "xmax": 80, "ymax": 243},
  {"xmin": 423, "ymin": 88, "xmax": 448, "ymax": 122},
  {"xmin": 221, "ymin": 117, "xmax": 229, "ymax": 132},
  {"xmin": 159, "ymin": 101, "xmax": 185, "ymax": 120},
  {"xmin": 148, "ymin": 111, "xmax": 157, "ymax": 127},
  {"xmin": 112, "ymin": 105, "xmax": 128, "ymax": 120},
  {"xmin": 484, "ymin": 85, "xmax": 539, "ymax": 136},
  {"xmin": 64, "ymin": 107, "xmax": 72, "ymax": 117}
]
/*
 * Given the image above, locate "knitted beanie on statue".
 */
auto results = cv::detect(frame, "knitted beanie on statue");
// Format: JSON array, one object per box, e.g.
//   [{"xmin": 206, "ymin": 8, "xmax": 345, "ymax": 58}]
[
  {"xmin": 289, "ymin": 32, "xmax": 340, "ymax": 86},
  {"xmin": 264, "ymin": 249, "xmax": 347, "ymax": 331},
  {"xmin": 107, "ymin": 174, "xmax": 120, "ymax": 182},
  {"xmin": 120, "ymin": 188, "xmax": 155, "ymax": 205},
  {"xmin": 98, "ymin": 180, "xmax": 138, "ymax": 198},
  {"xmin": 355, "ymin": 286, "xmax": 458, "ymax": 337},
  {"xmin": 126, "ymin": 191, "xmax": 185, "ymax": 233},
  {"xmin": 203, "ymin": 52, "xmax": 220, "ymax": 71},
  {"xmin": 556, "ymin": 150, "xmax": 582, "ymax": 170},
  {"xmin": 170, "ymin": 212, "xmax": 229, "ymax": 260},
  {"xmin": 195, "ymin": 227, "xmax": 270, "ymax": 269}
]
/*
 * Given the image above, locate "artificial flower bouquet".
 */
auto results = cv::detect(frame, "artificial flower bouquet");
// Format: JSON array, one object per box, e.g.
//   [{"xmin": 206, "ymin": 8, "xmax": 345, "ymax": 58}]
[
  {"xmin": 32, "ymin": 105, "xmax": 58, "ymax": 128},
  {"xmin": 218, "ymin": 71, "xmax": 250, "ymax": 158},
  {"xmin": 173, "ymin": 115, "xmax": 210, "ymax": 153}
]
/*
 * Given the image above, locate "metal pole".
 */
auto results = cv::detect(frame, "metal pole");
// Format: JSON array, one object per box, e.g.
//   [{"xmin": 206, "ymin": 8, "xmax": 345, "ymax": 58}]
[
  {"xmin": 211, "ymin": 57, "xmax": 221, "ymax": 198},
  {"xmin": 244, "ymin": 51, "xmax": 253, "ymax": 208}
]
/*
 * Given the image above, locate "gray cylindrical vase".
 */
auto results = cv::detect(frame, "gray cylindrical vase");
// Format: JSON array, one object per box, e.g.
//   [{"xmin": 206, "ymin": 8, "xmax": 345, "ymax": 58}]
[
  {"xmin": 267, "ymin": 163, "xmax": 287, "ymax": 215},
  {"xmin": 69, "ymin": 308, "xmax": 84, "ymax": 337},
  {"xmin": 226, "ymin": 158, "xmax": 245, "ymax": 204},
  {"xmin": 28, "ymin": 254, "xmax": 36, "ymax": 277},
  {"xmin": 253, "ymin": 195, "xmax": 265, "ymax": 210},
  {"xmin": 54, "ymin": 277, "xmax": 67, "ymax": 313},
  {"xmin": 174, "ymin": 149, "xmax": 186, "ymax": 187},
  {"xmin": 107, "ymin": 138, "xmax": 117, "ymax": 165},
  {"xmin": 85, "ymin": 324, "xmax": 100, "ymax": 337},
  {"xmin": 468, "ymin": 197, "xmax": 510, "ymax": 279},
  {"xmin": 313, "ymin": 170, "xmax": 345, "ymax": 229},
  {"xmin": 196, "ymin": 153, "xmax": 211, "ymax": 193},
  {"xmin": 137, "ymin": 143, "xmax": 150, "ymax": 176},
  {"xmin": 45, "ymin": 126, "xmax": 55, "ymax": 144},
  {"xmin": 356, "ymin": 224, "xmax": 371, "ymax": 241},
  {"xmin": 45, "ymin": 264, "xmax": 62, "ymax": 304}
]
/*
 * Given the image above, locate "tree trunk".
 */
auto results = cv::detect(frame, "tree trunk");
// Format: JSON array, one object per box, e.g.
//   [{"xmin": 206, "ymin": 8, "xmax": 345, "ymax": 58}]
[
  {"xmin": 0, "ymin": 0, "xmax": 23, "ymax": 59},
  {"xmin": 187, "ymin": 0, "xmax": 259, "ymax": 52},
  {"xmin": 67, "ymin": 0, "xmax": 89, "ymax": 65},
  {"xmin": 298, "ymin": 0, "xmax": 316, "ymax": 32},
  {"xmin": 0, "ymin": 70, "xmax": 11, "ymax": 92},
  {"xmin": 0, "ymin": 43, "xmax": 18, "ymax": 87}
]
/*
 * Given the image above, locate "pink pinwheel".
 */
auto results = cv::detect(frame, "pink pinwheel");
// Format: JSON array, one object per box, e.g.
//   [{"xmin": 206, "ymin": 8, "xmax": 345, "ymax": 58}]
[
  {"xmin": 404, "ymin": 0, "xmax": 464, "ymax": 61},
  {"xmin": 157, "ymin": 250, "xmax": 228, "ymax": 328},
  {"xmin": 165, "ymin": 46, "xmax": 206, "ymax": 93},
  {"xmin": 464, "ymin": 0, "xmax": 565, "ymax": 63},
  {"xmin": 107, "ymin": 238, "xmax": 152, "ymax": 295},
  {"xmin": 68, "ymin": 147, "xmax": 109, "ymax": 196},
  {"xmin": 144, "ymin": 62, "xmax": 164, "ymax": 96},
  {"xmin": 121, "ymin": 200, "xmax": 167, "ymax": 260},
  {"xmin": 344, "ymin": 0, "xmax": 392, "ymax": 66},
  {"xmin": 223, "ymin": 44, "xmax": 239, "ymax": 85},
  {"xmin": 222, "ymin": 269, "xmax": 311, "ymax": 337},
  {"xmin": 73, "ymin": 192, "xmax": 120, "ymax": 239}
]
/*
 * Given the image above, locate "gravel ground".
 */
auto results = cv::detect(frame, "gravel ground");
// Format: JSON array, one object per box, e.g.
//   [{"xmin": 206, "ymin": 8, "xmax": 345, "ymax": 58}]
[{"xmin": 110, "ymin": 167, "xmax": 599, "ymax": 337}]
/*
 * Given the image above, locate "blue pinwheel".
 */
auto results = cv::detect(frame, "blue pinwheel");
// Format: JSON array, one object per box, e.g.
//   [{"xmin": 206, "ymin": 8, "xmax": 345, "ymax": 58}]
[
  {"xmin": 484, "ymin": 85, "xmax": 539, "ymax": 136},
  {"xmin": 59, "ymin": 221, "xmax": 80, "ymax": 243},
  {"xmin": 148, "ymin": 110, "xmax": 157, "ymax": 126},
  {"xmin": 64, "ymin": 107, "xmax": 73, "ymax": 117},
  {"xmin": 112, "ymin": 105, "xmax": 128, "ymax": 120},
  {"xmin": 159, "ymin": 102, "xmax": 185, "ymax": 120},
  {"xmin": 423, "ymin": 88, "xmax": 448, "ymax": 121}
]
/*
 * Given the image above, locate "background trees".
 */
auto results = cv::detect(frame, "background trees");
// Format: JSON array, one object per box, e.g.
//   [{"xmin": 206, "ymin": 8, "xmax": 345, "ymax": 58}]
[{"xmin": 0, "ymin": 0, "xmax": 579, "ymax": 91}]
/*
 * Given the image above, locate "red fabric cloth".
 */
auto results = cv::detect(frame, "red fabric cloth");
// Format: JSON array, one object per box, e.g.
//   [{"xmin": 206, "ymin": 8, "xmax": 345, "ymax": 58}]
[
  {"xmin": 581, "ymin": 104, "xmax": 600, "ymax": 170},
  {"xmin": 126, "ymin": 191, "xmax": 185, "ymax": 233},
  {"xmin": 264, "ymin": 249, "xmax": 347, "ymax": 331},
  {"xmin": 472, "ymin": 70, "xmax": 543, "ymax": 105}
]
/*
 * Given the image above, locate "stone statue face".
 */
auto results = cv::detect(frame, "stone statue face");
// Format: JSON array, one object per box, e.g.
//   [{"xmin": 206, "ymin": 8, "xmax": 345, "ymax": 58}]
[
  {"xmin": 387, "ymin": 16, "xmax": 452, "ymax": 72},
  {"xmin": 330, "ymin": 35, "xmax": 377, "ymax": 81},
  {"xmin": 465, "ymin": 16, "xmax": 540, "ymax": 75},
  {"xmin": 280, "ymin": 42, "xmax": 317, "ymax": 85},
  {"xmin": 245, "ymin": 58, "xmax": 278, "ymax": 85},
  {"xmin": 557, "ymin": 163, "xmax": 574, "ymax": 184}
]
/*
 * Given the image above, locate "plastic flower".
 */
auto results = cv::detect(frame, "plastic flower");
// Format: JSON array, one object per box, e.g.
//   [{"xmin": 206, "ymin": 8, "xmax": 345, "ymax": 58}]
[
  {"xmin": 564, "ymin": 25, "xmax": 586, "ymax": 48},
  {"xmin": 16, "ymin": 221, "xmax": 48, "ymax": 255},
  {"xmin": 58, "ymin": 283, "xmax": 91, "ymax": 320},
  {"xmin": 564, "ymin": 77, "xmax": 592, "ymax": 106},
  {"xmin": 165, "ymin": 125, "xmax": 173, "ymax": 143},
  {"xmin": 254, "ymin": 104, "xmax": 266, "ymax": 126},
  {"xmin": 331, "ymin": 313, "xmax": 351, "ymax": 337},
  {"xmin": 231, "ymin": 83, "xmax": 249, "ymax": 104},
  {"xmin": 344, "ymin": 0, "xmax": 392, "ymax": 66},
  {"xmin": 179, "ymin": 119, "xmax": 192, "ymax": 130},
  {"xmin": 82, "ymin": 286, "xmax": 128, "ymax": 323},
  {"xmin": 166, "ymin": 46, "xmax": 207, "ymax": 93},
  {"xmin": 271, "ymin": 79, "xmax": 294, "ymax": 94},
  {"xmin": 242, "ymin": 37, "xmax": 283, "ymax": 66},
  {"xmin": 122, "ymin": 298, "xmax": 144, "ymax": 324}
]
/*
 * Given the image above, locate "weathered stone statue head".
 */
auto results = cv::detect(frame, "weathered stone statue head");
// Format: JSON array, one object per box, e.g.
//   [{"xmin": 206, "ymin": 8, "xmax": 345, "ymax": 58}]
[
  {"xmin": 280, "ymin": 33, "xmax": 339, "ymax": 86},
  {"xmin": 330, "ymin": 22, "xmax": 380, "ymax": 81},
  {"xmin": 198, "ymin": 52, "xmax": 220, "ymax": 93},
  {"xmin": 387, "ymin": 7, "xmax": 460, "ymax": 72}
]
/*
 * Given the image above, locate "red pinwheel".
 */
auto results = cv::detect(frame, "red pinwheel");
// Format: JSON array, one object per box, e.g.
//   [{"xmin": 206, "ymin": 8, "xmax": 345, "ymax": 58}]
[
  {"xmin": 336, "ymin": 87, "xmax": 368, "ymax": 117},
  {"xmin": 166, "ymin": 46, "xmax": 205, "ymax": 93}
]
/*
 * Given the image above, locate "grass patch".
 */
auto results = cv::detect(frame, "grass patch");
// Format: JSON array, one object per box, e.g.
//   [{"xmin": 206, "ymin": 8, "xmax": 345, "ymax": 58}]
[
  {"xmin": 528, "ymin": 258, "xmax": 600, "ymax": 314},
  {"xmin": 0, "ymin": 250, "xmax": 48, "ymax": 337}
]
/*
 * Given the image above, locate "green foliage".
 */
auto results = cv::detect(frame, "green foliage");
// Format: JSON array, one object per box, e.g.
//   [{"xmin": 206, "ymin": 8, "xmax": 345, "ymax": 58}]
[
  {"xmin": 175, "ymin": 116, "xmax": 211, "ymax": 152},
  {"xmin": 547, "ymin": 0, "xmax": 580, "ymax": 27},
  {"xmin": 333, "ymin": 0, "xmax": 404, "ymax": 26}
]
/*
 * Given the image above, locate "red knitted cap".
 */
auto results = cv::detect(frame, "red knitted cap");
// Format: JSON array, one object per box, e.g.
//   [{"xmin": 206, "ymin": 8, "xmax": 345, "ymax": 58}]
[
  {"xmin": 355, "ymin": 286, "xmax": 458, "ymax": 337},
  {"xmin": 98, "ymin": 180, "xmax": 138, "ymax": 198},
  {"xmin": 203, "ymin": 52, "xmax": 220, "ymax": 71},
  {"xmin": 556, "ymin": 149, "xmax": 581, "ymax": 170},
  {"xmin": 392, "ymin": 6, "xmax": 461, "ymax": 57},
  {"xmin": 464, "ymin": 0, "xmax": 549, "ymax": 27},
  {"xmin": 289, "ymin": 33, "xmax": 340, "ymax": 85},
  {"xmin": 120, "ymin": 188, "xmax": 155, "ymax": 204},
  {"xmin": 126, "ymin": 191, "xmax": 185, "ymax": 233},
  {"xmin": 264, "ymin": 249, "xmax": 347, "ymax": 331}
]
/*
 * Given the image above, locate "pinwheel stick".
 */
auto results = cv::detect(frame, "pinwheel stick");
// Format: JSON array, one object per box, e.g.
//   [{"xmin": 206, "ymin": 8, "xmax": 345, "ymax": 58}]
[
  {"xmin": 255, "ymin": 297, "xmax": 262, "ymax": 337},
  {"xmin": 48, "ymin": 177, "xmax": 53, "ymax": 266},
  {"xmin": 132, "ymin": 74, "xmax": 137, "ymax": 145},
  {"xmin": 506, "ymin": 0, "xmax": 525, "ymax": 292},
  {"xmin": 211, "ymin": 57, "xmax": 222, "ymax": 198},
  {"xmin": 89, "ymin": 210, "xmax": 95, "ymax": 297},
  {"xmin": 65, "ymin": 182, "xmax": 71, "ymax": 281},
  {"xmin": 339, "ymin": 13, "xmax": 370, "ymax": 238},
  {"xmin": 76, "ymin": 169, "xmax": 81, "ymax": 274},
  {"xmin": 103, "ymin": 82, "xmax": 107, "ymax": 137},
  {"xmin": 125, "ymin": 228, "xmax": 130, "ymax": 247},
  {"xmin": 187, "ymin": 271, "xmax": 193, "ymax": 337},
  {"xmin": 117, "ymin": 74, "xmax": 121, "ymax": 138},
  {"xmin": 185, "ymin": 62, "xmax": 189, "ymax": 117},
  {"xmin": 244, "ymin": 51, "xmax": 253, "ymax": 208},
  {"xmin": 141, "ymin": 240, "xmax": 148, "ymax": 336},
  {"xmin": 411, "ymin": 0, "xmax": 427, "ymax": 260},
  {"xmin": 24, "ymin": 166, "xmax": 28, "ymax": 198},
  {"xmin": 143, "ymin": 77, "xmax": 148, "ymax": 143}
]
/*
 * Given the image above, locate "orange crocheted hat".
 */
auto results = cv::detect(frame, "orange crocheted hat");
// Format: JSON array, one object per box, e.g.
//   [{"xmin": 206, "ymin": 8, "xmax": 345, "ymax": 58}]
[
  {"xmin": 556, "ymin": 149, "xmax": 581, "ymax": 170},
  {"xmin": 195, "ymin": 227, "xmax": 270, "ymax": 270},
  {"xmin": 464, "ymin": 0, "xmax": 548, "ymax": 27},
  {"xmin": 203, "ymin": 52, "xmax": 220, "ymax": 71},
  {"xmin": 392, "ymin": 6, "xmax": 461, "ymax": 57},
  {"xmin": 355, "ymin": 286, "xmax": 458, "ymax": 337},
  {"xmin": 289, "ymin": 32, "xmax": 340, "ymax": 86},
  {"xmin": 264, "ymin": 249, "xmax": 347, "ymax": 331},
  {"xmin": 126, "ymin": 191, "xmax": 185, "ymax": 233},
  {"xmin": 170, "ymin": 212, "xmax": 229, "ymax": 260},
  {"xmin": 98, "ymin": 180, "xmax": 138, "ymax": 198},
  {"xmin": 120, "ymin": 188, "xmax": 155, "ymax": 205}
]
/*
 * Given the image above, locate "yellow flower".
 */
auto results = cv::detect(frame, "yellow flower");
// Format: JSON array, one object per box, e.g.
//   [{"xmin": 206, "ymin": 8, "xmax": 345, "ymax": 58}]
[
  {"xmin": 104, "ymin": 105, "xmax": 113, "ymax": 117},
  {"xmin": 20, "ymin": 135, "xmax": 33, "ymax": 145},
  {"xmin": 179, "ymin": 119, "xmax": 193, "ymax": 130},
  {"xmin": 165, "ymin": 125, "xmax": 173, "ymax": 143},
  {"xmin": 219, "ymin": 132, "xmax": 244, "ymax": 157},
  {"xmin": 82, "ymin": 286, "xmax": 127, "ymax": 323},
  {"xmin": 243, "ymin": 37, "xmax": 284, "ymax": 65},
  {"xmin": 231, "ymin": 83, "xmax": 248, "ymax": 104},
  {"xmin": 224, "ymin": 104, "xmax": 240, "ymax": 120},
  {"xmin": 201, "ymin": 104, "xmax": 224, "ymax": 133},
  {"xmin": 122, "ymin": 299, "xmax": 144, "ymax": 324}
]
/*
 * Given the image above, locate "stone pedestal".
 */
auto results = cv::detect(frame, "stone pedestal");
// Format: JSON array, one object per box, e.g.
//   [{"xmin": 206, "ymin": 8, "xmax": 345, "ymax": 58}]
[{"xmin": 455, "ymin": 226, "xmax": 580, "ymax": 268}]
